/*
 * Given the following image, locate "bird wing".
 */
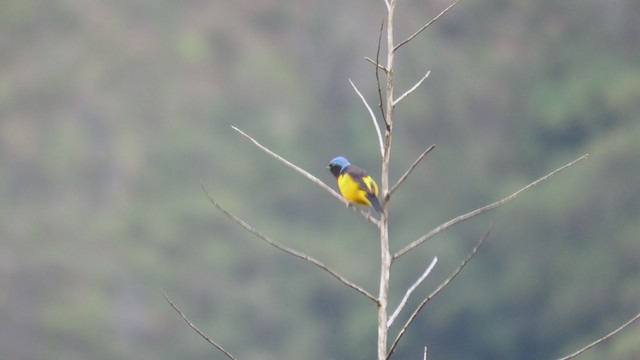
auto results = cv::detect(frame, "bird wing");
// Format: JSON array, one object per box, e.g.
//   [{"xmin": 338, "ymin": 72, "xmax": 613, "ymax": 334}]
[{"xmin": 346, "ymin": 166, "xmax": 377, "ymax": 196}]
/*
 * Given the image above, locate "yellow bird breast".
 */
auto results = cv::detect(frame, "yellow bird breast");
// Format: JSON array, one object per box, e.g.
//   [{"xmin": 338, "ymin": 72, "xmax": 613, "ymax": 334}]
[{"xmin": 337, "ymin": 173, "xmax": 377, "ymax": 207}]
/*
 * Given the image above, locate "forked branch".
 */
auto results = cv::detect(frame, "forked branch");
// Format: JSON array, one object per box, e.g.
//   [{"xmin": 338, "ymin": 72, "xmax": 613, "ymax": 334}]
[
  {"xmin": 393, "ymin": 154, "xmax": 588, "ymax": 261},
  {"xmin": 202, "ymin": 185, "xmax": 378, "ymax": 303},
  {"xmin": 387, "ymin": 229, "xmax": 491, "ymax": 359}
]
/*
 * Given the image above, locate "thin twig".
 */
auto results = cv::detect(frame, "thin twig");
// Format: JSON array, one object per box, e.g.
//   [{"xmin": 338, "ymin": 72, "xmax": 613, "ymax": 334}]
[
  {"xmin": 389, "ymin": 144, "xmax": 435, "ymax": 197},
  {"xmin": 394, "ymin": 0, "xmax": 462, "ymax": 52},
  {"xmin": 387, "ymin": 229, "xmax": 491, "ymax": 359},
  {"xmin": 557, "ymin": 312, "xmax": 640, "ymax": 360},
  {"xmin": 393, "ymin": 154, "xmax": 588, "ymax": 261},
  {"xmin": 365, "ymin": 57, "xmax": 389, "ymax": 72},
  {"xmin": 393, "ymin": 71, "xmax": 431, "ymax": 106},
  {"xmin": 162, "ymin": 290, "xmax": 238, "ymax": 360},
  {"xmin": 202, "ymin": 184, "xmax": 378, "ymax": 303},
  {"xmin": 424, "ymin": 346, "xmax": 428, "ymax": 360},
  {"xmin": 231, "ymin": 126, "xmax": 380, "ymax": 227},
  {"xmin": 387, "ymin": 257, "xmax": 438, "ymax": 328},
  {"xmin": 375, "ymin": 20, "xmax": 386, "ymax": 126},
  {"xmin": 349, "ymin": 79, "xmax": 385, "ymax": 158},
  {"xmin": 384, "ymin": 0, "xmax": 390, "ymax": 11}
]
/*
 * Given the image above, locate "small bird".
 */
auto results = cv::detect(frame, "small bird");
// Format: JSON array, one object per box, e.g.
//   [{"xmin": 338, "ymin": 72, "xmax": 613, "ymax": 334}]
[{"xmin": 328, "ymin": 156, "xmax": 383, "ymax": 213}]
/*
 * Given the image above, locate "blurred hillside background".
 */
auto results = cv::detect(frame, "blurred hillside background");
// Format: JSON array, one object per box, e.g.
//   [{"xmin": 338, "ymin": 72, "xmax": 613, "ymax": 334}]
[{"xmin": 1, "ymin": 0, "xmax": 639, "ymax": 359}]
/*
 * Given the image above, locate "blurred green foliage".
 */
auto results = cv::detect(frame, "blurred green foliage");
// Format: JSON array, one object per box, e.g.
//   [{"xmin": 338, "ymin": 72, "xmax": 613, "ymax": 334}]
[{"xmin": 1, "ymin": 0, "xmax": 638, "ymax": 359}]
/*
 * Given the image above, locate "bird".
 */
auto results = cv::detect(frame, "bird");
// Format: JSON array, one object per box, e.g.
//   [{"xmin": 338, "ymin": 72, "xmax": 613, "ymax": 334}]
[{"xmin": 328, "ymin": 156, "xmax": 383, "ymax": 213}]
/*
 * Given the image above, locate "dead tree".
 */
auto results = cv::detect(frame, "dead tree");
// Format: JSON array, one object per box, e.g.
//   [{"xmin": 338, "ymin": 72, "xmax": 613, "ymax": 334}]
[{"xmin": 164, "ymin": 1, "xmax": 639, "ymax": 359}]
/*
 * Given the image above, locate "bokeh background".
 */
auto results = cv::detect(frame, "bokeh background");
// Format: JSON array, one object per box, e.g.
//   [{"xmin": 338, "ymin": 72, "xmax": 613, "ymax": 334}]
[{"xmin": 1, "ymin": 0, "xmax": 639, "ymax": 359}]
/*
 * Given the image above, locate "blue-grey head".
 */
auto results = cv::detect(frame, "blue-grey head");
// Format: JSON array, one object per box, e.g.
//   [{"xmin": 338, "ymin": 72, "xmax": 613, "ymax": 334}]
[{"xmin": 328, "ymin": 156, "xmax": 351, "ymax": 178}]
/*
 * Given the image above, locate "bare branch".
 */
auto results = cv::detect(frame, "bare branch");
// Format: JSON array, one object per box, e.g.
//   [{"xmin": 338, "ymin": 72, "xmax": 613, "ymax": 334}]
[
  {"xmin": 201, "ymin": 184, "xmax": 378, "ymax": 303},
  {"xmin": 377, "ymin": 1, "xmax": 396, "ymax": 358},
  {"xmin": 394, "ymin": 0, "xmax": 462, "ymax": 52},
  {"xmin": 365, "ymin": 57, "xmax": 389, "ymax": 72},
  {"xmin": 387, "ymin": 257, "xmax": 438, "ymax": 328},
  {"xmin": 388, "ymin": 229, "xmax": 491, "ymax": 359},
  {"xmin": 383, "ymin": 0, "xmax": 395, "ymax": 132},
  {"xmin": 389, "ymin": 144, "xmax": 435, "ymax": 197},
  {"xmin": 384, "ymin": 0, "xmax": 390, "ymax": 12},
  {"xmin": 393, "ymin": 71, "xmax": 431, "ymax": 106},
  {"xmin": 375, "ymin": 20, "xmax": 387, "ymax": 125},
  {"xmin": 557, "ymin": 312, "xmax": 640, "ymax": 360},
  {"xmin": 393, "ymin": 154, "xmax": 589, "ymax": 261},
  {"xmin": 231, "ymin": 126, "xmax": 380, "ymax": 226},
  {"xmin": 162, "ymin": 290, "xmax": 238, "ymax": 360},
  {"xmin": 424, "ymin": 346, "xmax": 428, "ymax": 360},
  {"xmin": 349, "ymin": 79, "xmax": 385, "ymax": 158}
]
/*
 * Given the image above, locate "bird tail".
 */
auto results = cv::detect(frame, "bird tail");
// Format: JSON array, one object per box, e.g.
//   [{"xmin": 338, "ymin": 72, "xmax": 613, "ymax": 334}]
[{"xmin": 368, "ymin": 195, "xmax": 383, "ymax": 213}]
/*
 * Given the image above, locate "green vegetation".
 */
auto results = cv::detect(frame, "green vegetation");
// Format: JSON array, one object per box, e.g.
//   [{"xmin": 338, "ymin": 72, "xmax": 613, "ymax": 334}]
[{"xmin": 1, "ymin": 0, "xmax": 638, "ymax": 359}]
